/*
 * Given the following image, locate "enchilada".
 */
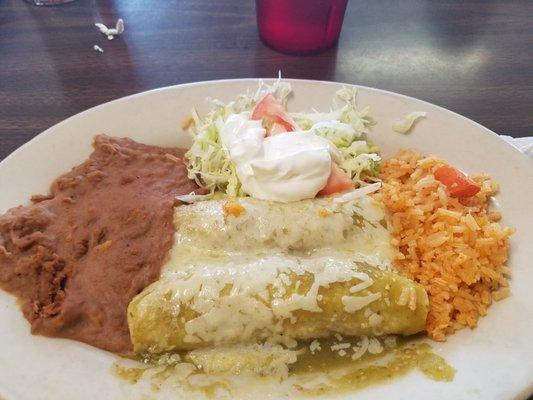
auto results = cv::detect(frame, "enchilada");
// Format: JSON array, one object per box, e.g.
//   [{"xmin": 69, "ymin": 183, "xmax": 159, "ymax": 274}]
[{"xmin": 128, "ymin": 195, "xmax": 428, "ymax": 354}]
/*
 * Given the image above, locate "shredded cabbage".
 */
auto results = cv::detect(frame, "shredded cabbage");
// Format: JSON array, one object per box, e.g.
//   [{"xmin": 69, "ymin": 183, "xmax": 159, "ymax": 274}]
[
  {"xmin": 333, "ymin": 182, "xmax": 382, "ymax": 203},
  {"xmin": 292, "ymin": 87, "xmax": 379, "ymax": 182},
  {"xmin": 184, "ymin": 82, "xmax": 381, "ymax": 198},
  {"xmin": 184, "ymin": 79, "xmax": 291, "ymax": 196},
  {"xmin": 392, "ymin": 111, "xmax": 427, "ymax": 134},
  {"xmin": 176, "ymin": 192, "xmax": 215, "ymax": 204}
]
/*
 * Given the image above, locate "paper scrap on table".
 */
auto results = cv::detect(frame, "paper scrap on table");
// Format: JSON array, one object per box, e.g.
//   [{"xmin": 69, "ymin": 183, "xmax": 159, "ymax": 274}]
[
  {"xmin": 500, "ymin": 136, "xmax": 533, "ymax": 158},
  {"xmin": 95, "ymin": 18, "xmax": 124, "ymax": 40}
]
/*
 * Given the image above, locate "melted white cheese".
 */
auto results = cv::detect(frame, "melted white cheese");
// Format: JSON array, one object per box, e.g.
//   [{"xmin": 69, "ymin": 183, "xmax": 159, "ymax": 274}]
[
  {"xmin": 133, "ymin": 195, "xmax": 406, "ymax": 350},
  {"xmin": 157, "ymin": 254, "xmax": 383, "ymax": 346},
  {"xmin": 187, "ymin": 343, "xmax": 298, "ymax": 378},
  {"xmin": 169, "ymin": 194, "xmax": 394, "ymax": 266}
]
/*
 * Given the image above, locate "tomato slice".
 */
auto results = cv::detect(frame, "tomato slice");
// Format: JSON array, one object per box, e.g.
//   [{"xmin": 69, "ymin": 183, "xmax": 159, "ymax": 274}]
[
  {"xmin": 434, "ymin": 164, "xmax": 481, "ymax": 198},
  {"xmin": 269, "ymin": 122, "xmax": 289, "ymax": 136},
  {"xmin": 251, "ymin": 94, "xmax": 296, "ymax": 135},
  {"xmin": 318, "ymin": 162, "xmax": 354, "ymax": 196}
]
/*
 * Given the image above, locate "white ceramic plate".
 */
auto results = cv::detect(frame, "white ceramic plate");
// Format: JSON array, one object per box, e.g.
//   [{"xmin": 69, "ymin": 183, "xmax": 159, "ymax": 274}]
[{"xmin": 0, "ymin": 79, "xmax": 532, "ymax": 400}]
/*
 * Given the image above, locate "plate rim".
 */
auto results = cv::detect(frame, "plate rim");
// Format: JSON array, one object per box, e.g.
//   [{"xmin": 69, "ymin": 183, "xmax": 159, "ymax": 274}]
[
  {"xmin": 1, "ymin": 78, "xmax": 529, "ymax": 167},
  {"xmin": 0, "ymin": 78, "xmax": 531, "ymax": 400}
]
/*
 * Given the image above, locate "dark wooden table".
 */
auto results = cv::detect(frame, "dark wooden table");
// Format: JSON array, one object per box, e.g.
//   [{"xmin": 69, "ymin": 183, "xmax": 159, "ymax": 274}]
[{"xmin": 1, "ymin": 0, "xmax": 532, "ymax": 161}]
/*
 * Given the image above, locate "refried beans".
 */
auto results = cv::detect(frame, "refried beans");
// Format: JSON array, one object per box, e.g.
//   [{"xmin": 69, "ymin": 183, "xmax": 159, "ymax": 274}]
[{"xmin": 0, "ymin": 135, "xmax": 203, "ymax": 354}]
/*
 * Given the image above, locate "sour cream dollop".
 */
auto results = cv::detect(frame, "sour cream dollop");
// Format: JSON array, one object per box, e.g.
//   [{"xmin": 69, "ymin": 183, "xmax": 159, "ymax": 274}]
[{"xmin": 219, "ymin": 114, "xmax": 338, "ymax": 203}]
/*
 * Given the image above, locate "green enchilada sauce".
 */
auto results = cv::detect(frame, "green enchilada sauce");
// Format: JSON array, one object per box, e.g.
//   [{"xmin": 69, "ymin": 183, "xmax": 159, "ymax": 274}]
[
  {"xmin": 291, "ymin": 340, "xmax": 455, "ymax": 395},
  {"xmin": 113, "ymin": 338, "xmax": 454, "ymax": 396}
]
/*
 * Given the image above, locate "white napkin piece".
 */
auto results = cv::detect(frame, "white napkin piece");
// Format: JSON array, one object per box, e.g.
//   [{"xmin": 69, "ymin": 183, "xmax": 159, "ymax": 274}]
[{"xmin": 500, "ymin": 136, "xmax": 533, "ymax": 158}]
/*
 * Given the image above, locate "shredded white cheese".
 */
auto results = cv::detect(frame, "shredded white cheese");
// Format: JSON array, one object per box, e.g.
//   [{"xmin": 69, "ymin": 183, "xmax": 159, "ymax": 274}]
[
  {"xmin": 348, "ymin": 276, "xmax": 373, "ymax": 293},
  {"xmin": 93, "ymin": 44, "xmax": 104, "ymax": 53},
  {"xmin": 330, "ymin": 343, "xmax": 351, "ymax": 351},
  {"xmin": 397, "ymin": 287, "xmax": 410, "ymax": 306},
  {"xmin": 279, "ymin": 273, "xmax": 291, "ymax": 286},
  {"xmin": 368, "ymin": 312, "xmax": 383, "ymax": 327},
  {"xmin": 367, "ymin": 337, "xmax": 384, "ymax": 354},
  {"xmin": 342, "ymin": 292, "xmax": 381, "ymax": 312},
  {"xmin": 383, "ymin": 335, "xmax": 397, "ymax": 348},
  {"xmin": 408, "ymin": 286, "xmax": 418, "ymax": 311},
  {"xmin": 351, "ymin": 336, "xmax": 370, "ymax": 360},
  {"xmin": 309, "ymin": 340, "xmax": 321, "ymax": 354}
]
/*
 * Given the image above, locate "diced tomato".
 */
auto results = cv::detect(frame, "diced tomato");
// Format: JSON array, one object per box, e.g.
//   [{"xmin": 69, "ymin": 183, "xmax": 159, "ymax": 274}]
[
  {"xmin": 251, "ymin": 94, "xmax": 296, "ymax": 135},
  {"xmin": 318, "ymin": 162, "xmax": 354, "ymax": 196},
  {"xmin": 434, "ymin": 164, "xmax": 481, "ymax": 198}
]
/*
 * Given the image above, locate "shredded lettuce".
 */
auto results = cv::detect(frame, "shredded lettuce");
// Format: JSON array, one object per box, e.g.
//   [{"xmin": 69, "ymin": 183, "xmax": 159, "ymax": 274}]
[
  {"xmin": 392, "ymin": 111, "xmax": 427, "ymax": 134},
  {"xmin": 293, "ymin": 88, "xmax": 380, "ymax": 181},
  {"xmin": 176, "ymin": 192, "xmax": 215, "ymax": 204},
  {"xmin": 183, "ymin": 82, "xmax": 381, "ymax": 197},
  {"xmin": 184, "ymin": 79, "xmax": 292, "ymax": 196},
  {"xmin": 333, "ymin": 182, "xmax": 381, "ymax": 203}
]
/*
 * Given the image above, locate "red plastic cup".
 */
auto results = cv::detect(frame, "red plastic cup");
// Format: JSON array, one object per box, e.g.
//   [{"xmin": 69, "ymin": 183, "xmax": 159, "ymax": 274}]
[{"xmin": 256, "ymin": 0, "xmax": 348, "ymax": 55}]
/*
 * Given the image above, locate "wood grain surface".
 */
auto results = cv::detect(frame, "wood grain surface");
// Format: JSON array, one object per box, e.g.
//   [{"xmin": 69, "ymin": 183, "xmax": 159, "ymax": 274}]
[{"xmin": 0, "ymin": 0, "xmax": 532, "ymax": 160}]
